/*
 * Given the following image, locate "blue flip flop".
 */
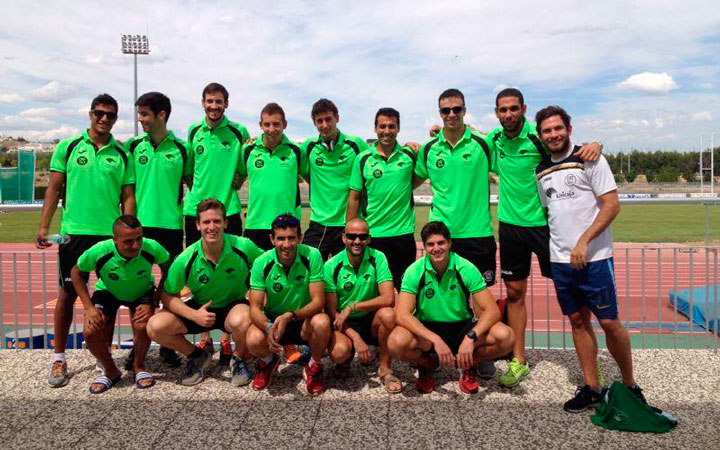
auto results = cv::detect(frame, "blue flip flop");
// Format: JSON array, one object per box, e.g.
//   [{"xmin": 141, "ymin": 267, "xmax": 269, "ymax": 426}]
[
  {"xmin": 134, "ymin": 371, "xmax": 156, "ymax": 389},
  {"xmin": 89, "ymin": 375, "xmax": 122, "ymax": 394}
]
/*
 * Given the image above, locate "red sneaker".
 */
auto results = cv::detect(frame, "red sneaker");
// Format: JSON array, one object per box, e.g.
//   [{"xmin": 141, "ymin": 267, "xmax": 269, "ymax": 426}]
[
  {"xmin": 252, "ymin": 354, "xmax": 280, "ymax": 391},
  {"xmin": 459, "ymin": 367, "xmax": 480, "ymax": 394},
  {"xmin": 303, "ymin": 362, "xmax": 325, "ymax": 396},
  {"xmin": 219, "ymin": 339, "xmax": 232, "ymax": 367},
  {"xmin": 416, "ymin": 354, "xmax": 438, "ymax": 394}
]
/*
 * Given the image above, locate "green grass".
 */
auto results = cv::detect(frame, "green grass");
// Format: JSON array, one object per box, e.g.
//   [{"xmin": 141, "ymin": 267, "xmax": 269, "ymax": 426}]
[{"xmin": 0, "ymin": 204, "xmax": 717, "ymax": 244}]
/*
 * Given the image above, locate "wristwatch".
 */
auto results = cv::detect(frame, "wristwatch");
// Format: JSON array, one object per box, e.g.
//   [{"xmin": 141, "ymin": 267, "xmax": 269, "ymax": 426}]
[
  {"xmin": 289, "ymin": 310, "xmax": 298, "ymax": 322},
  {"xmin": 466, "ymin": 330, "xmax": 478, "ymax": 341}
]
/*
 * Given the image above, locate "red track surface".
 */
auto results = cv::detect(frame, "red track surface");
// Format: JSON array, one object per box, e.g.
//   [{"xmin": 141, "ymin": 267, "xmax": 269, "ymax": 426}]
[{"xmin": 2, "ymin": 243, "xmax": 718, "ymax": 333}]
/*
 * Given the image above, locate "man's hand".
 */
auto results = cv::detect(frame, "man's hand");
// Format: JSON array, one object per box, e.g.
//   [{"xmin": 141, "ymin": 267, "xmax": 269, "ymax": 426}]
[
  {"xmin": 570, "ymin": 239, "xmax": 589, "ymax": 269},
  {"xmin": 86, "ymin": 306, "xmax": 106, "ymax": 332},
  {"xmin": 35, "ymin": 228, "xmax": 51, "ymax": 249},
  {"xmin": 231, "ymin": 173, "xmax": 242, "ymax": 189},
  {"xmin": 333, "ymin": 308, "xmax": 351, "ymax": 331},
  {"xmin": 268, "ymin": 314, "xmax": 290, "ymax": 354},
  {"xmin": 404, "ymin": 141, "xmax": 421, "ymax": 152},
  {"xmin": 132, "ymin": 304, "xmax": 154, "ymax": 324},
  {"xmin": 193, "ymin": 301, "xmax": 216, "ymax": 327},
  {"xmin": 353, "ymin": 336, "xmax": 372, "ymax": 364},
  {"xmin": 577, "ymin": 142, "xmax": 602, "ymax": 162},
  {"xmin": 456, "ymin": 337, "xmax": 475, "ymax": 370},
  {"xmin": 433, "ymin": 338, "xmax": 455, "ymax": 369}
]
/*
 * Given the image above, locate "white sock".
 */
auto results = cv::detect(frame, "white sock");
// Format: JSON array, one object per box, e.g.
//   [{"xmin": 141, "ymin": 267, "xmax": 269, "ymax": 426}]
[
  {"xmin": 260, "ymin": 354, "xmax": 273, "ymax": 363},
  {"xmin": 53, "ymin": 353, "xmax": 65, "ymax": 363}
]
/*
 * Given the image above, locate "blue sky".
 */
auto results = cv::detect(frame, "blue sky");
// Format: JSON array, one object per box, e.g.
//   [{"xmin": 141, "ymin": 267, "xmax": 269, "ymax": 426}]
[{"xmin": 1, "ymin": 0, "xmax": 718, "ymax": 151}]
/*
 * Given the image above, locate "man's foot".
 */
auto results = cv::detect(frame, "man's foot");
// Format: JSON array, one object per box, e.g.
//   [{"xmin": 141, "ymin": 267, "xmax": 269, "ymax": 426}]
[
  {"xmin": 219, "ymin": 340, "xmax": 233, "ymax": 367},
  {"xmin": 628, "ymin": 384, "xmax": 647, "ymax": 403},
  {"xmin": 89, "ymin": 374, "xmax": 122, "ymax": 394},
  {"xmin": 181, "ymin": 347, "xmax": 213, "ymax": 386},
  {"xmin": 197, "ymin": 336, "xmax": 215, "ymax": 354},
  {"xmin": 563, "ymin": 385, "xmax": 604, "ymax": 413},
  {"xmin": 124, "ymin": 348, "xmax": 135, "ymax": 371},
  {"xmin": 477, "ymin": 360, "xmax": 496, "ymax": 380},
  {"xmin": 159, "ymin": 347, "xmax": 182, "ymax": 367},
  {"xmin": 415, "ymin": 354, "xmax": 438, "ymax": 394},
  {"xmin": 252, "ymin": 355, "xmax": 280, "ymax": 390},
  {"xmin": 48, "ymin": 361, "xmax": 69, "ymax": 388},
  {"xmin": 231, "ymin": 356, "xmax": 253, "ymax": 387},
  {"xmin": 303, "ymin": 361, "xmax": 325, "ymax": 396},
  {"xmin": 498, "ymin": 358, "xmax": 530, "ymax": 387},
  {"xmin": 95, "ymin": 362, "xmax": 105, "ymax": 374},
  {"xmin": 459, "ymin": 367, "xmax": 480, "ymax": 394},
  {"xmin": 378, "ymin": 370, "xmax": 403, "ymax": 394}
]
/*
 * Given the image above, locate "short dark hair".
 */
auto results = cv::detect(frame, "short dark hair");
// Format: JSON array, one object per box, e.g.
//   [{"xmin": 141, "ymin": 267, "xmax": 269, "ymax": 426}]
[
  {"xmin": 202, "ymin": 82, "xmax": 229, "ymax": 101},
  {"xmin": 535, "ymin": 105, "xmax": 571, "ymax": 129},
  {"xmin": 114, "ymin": 214, "xmax": 141, "ymax": 231},
  {"xmin": 136, "ymin": 92, "xmax": 171, "ymax": 121},
  {"xmin": 91, "ymin": 93, "xmax": 118, "ymax": 112},
  {"xmin": 438, "ymin": 88, "xmax": 465, "ymax": 107},
  {"xmin": 420, "ymin": 221, "xmax": 451, "ymax": 243},
  {"xmin": 261, "ymin": 102, "xmax": 286, "ymax": 123},
  {"xmin": 311, "ymin": 98, "xmax": 338, "ymax": 120},
  {"xmin": 495, "ymin": 88, "xmax": 524, "ymax": 107},
  {"xmin": 271, "ymin": 213, "xmax": 301, "ymax": 236},
  {"xmin": 196, "ymin": 198, "xmax": 226, "ymax": 219},
  {"xmin": 374, "ymin": 107, "xmax": 400, "ymax": 127}
]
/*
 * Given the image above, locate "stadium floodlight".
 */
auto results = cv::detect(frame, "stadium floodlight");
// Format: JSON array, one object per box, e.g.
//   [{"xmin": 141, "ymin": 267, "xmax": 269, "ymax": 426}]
[{"xmin": 121, "ymin": 34, "xmax": 151, "ymax": 136}]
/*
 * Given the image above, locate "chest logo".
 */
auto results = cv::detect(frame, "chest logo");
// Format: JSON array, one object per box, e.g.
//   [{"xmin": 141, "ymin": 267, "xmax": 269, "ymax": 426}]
[
  {"xmin": 372, "ymin": 169, "xmax": 383, "ymax": 179},
  {"xmin": 545, "ymin": 187, "xmax": 557, "ymax": 198},
  {"xmin": 254, "ymin": 159, "xmax": 265, "ymax": 168},
  {"xmin": 138, "ymin": 155, "xmax": 149, "ymax": 164},
  {"xmin": 196, "ymin": 145, "xmax": 205, "ymax": 155},
  {"xmin": 362, "ymin": 273, "xmax": 371, "ymax": 280},
  {"xmin": 198, "ymin": 274, "xmax": 210, "ymax": 284},
  {"xmin": 425, "ymin": 287, "xmax": 435, "ymax": 299},
  {"xmin": 519, "ymin": 150, "xmax": 527, "ymax": 155},
  {"xmin": 108, "ymin": 272, "xmax": 119, "ymax": 281},
  {"xmin": 564, "ymin": 174, "xmax": 577, "ymax": 186},
  {"xmin": 343, "ymin": 281, "xmax": 354, "ymax": 291},
  {"xmin": 225, "ymin": 268, "xmax": 236, "ymax": 274},
  {"xmin": 272, "ymin": 282, "xmax": 283, "ymax": 292},
  {"xmin": 462, "ymin": 153, "xmax": 472, "ymax": 161},
  {"xmin": 295, "ymin": 274, "xmax": 304, "ymax": 281},
  {"xmin": 435, "ymin": 159, "xmax": 446, "ymax": 169},
  {"xmin": 499, "ymin": 149, "xmax": 506, "ymax": 159},
  {"xmin": 315, "ymin": 158, "xmax": 324, "ymax": 166},
  {"xmin": 76, "ymin": 156, "xmax": 88, "ymax": 165}
]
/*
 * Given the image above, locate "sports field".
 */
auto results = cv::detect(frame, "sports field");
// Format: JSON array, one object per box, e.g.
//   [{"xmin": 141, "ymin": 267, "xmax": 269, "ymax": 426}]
[{"xmin": 1, "ymin": 203, "xmax": 718, "ymax": 243}]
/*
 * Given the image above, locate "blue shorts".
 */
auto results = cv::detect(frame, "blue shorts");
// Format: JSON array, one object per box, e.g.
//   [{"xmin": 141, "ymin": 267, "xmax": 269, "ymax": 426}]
[{"xmin": 551, "ymin": 258, "xmax": 618, "ymax": 320}]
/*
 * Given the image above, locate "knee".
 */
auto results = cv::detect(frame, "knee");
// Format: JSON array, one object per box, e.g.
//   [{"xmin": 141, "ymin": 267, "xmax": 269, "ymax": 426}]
[
  {"xmin": 377, "ymin": 307, "xmax": 396, "ymax": 330},
  {"xmin": 132, "ymin": 320, "xmax": 148, "ymax": 334},
  {"xmin": 506, "ymin": 286, "xmax": 525, "ymax": 303},
  {"xmin": 494, "ymin": 324, "xmax": 515, "ymax": 349},
  {"xmin": 598, "ymin": 318, "xmax": 623, "ymax": 334},
  {"xmin": 387, "ymin": 329, "xmax": 409, "ymax": 359},
  {"xmin": 146, "ymin": 315, "xmax": 162, "ymax": 340},
  {"xmin": 568, "ymin": 312, "xmax": 587, "ymax": 329},
  {"xmin": 310, "ymin": 313, "xmax": 331, "ymax": 334},
  {"xmin": 330, "ymin": 336, "xmax": 353, "ymax": 363},
  {"xmin": 227, "ymin": 314, "xmax": 250, "ymax": 334},
  {"xmin": 246, "ymin": 327, "xmax": 265, "ymax": 353},
  {"xmin": 84, "ymin": 322, "xmax": 104, "ymax": 340}
]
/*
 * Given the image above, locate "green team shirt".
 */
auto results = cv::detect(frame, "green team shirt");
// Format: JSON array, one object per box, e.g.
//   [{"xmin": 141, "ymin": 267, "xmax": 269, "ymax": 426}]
[
  {"xmin": 488, "ymin": 119, "xmax": 549, "ymax": 227},
  {"xmin": 50, "ymin": 131, "xmax": 135, "ymax": 236},
  {"xmin": 324, "ymin": 247, "xmax": 393, "ymax": 318},
  {"xmin": 184, "ymin": 116, "xmax": 249, "ymax": 217},
  {"xmin": 250, "ymin": 244, "xmax": 323, "ymax": 317},
  {"xmin": 348, "ymin": 143, "xmax": 416, "ymax": 238},
  {"xmin": 239, "ymin": 135, "xmax": 307, "ymax": 230},
  {"xmin": 76, "ymin": 238, "xmax": 169, "ymax": 302},
  {"xmin": 400, "ymin": 252, "xmax": 486, "ymax": 323},
  {"xmin": 125, "ymin": 131, "xmax": 191, "ymax": 229},
  {"xmin": 302, "ymin": 130, "xmax": 369, "ymax": 226},
  {"xmin": 415, "ymin": 126, "xmax": 493, "ymax": 238},
  {"xmin": 164, "ymin": 234, "xmax": 262, "ymax": 308}
]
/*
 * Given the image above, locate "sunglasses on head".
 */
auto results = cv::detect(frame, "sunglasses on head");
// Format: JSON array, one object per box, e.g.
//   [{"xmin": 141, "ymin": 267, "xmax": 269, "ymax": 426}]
[
  {"xmin": 91, "ymin": 109, "xmax": 117, "ymax": 120},
  {"xmin": 345, "ymin": 233, "xmax": 370, "ymax": 241},
  {"xmin": 439, "ymin": 106, "xmax": 464, "ymax": 115},
  {"xmin": 273, "ymin": 215, "xmax": 300, "ymax": 227}
]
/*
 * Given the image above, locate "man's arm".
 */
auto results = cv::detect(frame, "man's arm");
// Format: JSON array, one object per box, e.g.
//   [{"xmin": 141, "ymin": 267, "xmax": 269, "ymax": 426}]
[
  {"xmin": 396, "ymin": 291, "xmax": 454, "ymax": 368},
  {"xmin": 160, "ymin": 290, "xmax": 215, "ymax": 326},
  {"xmin": 469, "ymin": 288, "xmax": 501, "ymax": 338},
  {"xmin": 412, "ymin": 174, "xmax": 425, "ymax": 189},
  {"xmin": 248, "ymin": 288, "xmax": 270, "ymax": 331},
  {"xmin": 570, "ymin": 190, "xmax": 619, "ymax": 269},
  {"xmin": 333, "ymin": 280, "xmax": 394, "ymax": 331},
  {"xmin": 36, "ymin": 171, "xmax": 65, "ymax": 248},
  {"xmin": 346, "ymin": 189, "xmax": 361, "ymax": 222},
  {"xmin": 576, "ymin": 141, "xmax": 603, "ymax": 162},
  {"xmin": 70, "ymin": 266, "xmax": 105, "ymax": 330},
  {"xmin": 154, "ymin": 262, "xmax": 170, "ymax": 303},
  {"xmin": 121, "ymin": 185, "xmax": 136, "ymax": 216}
]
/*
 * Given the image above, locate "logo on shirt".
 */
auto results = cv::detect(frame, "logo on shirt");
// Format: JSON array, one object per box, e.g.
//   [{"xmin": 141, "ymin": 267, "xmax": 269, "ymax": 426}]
[
  {"xmin": 225, "ymin": 268, "xmax": 236, "ymax": 274},
  {"xmin": 564, "ymin": 174, "xmax": 577, "ymax": 186},
  {"xmin": 198, "ymin": 274, "xmax": 210, "ymax": 284},
  {"xmin": 102, "ymin": 157, "xmax": 118, "ymax": 168},
  {"xmin": 295, "ymin": 275, "xmax": 304, "ymax": 282},
  {"xmin": 519, "ymin": 149, "xmax": 527, "ymax": 155},
  {"xmin": 435, "ymin": 159, "xmax": 446, "ymax": 169},
  {"xmin": 425, "ymin": 287, "xmax": 435, "ymax": 299},
  {"xmin": 108, "ymin": 272, "xmax": 119, "ymax": 281},
  {"xmin": 462, "ymin": 153, "xmax": 472, "ymax": 161},
  {"xmin": 221, "ymin": 141, "xmax": 231, "ymax": 151},
  {"xmin": 343, "ymin": 281, "xmax": 354, "ymax": 291},
  {"xmin": 76, "ymin": 156, "xmax": 88, "ymax": 165},
  {"xmin": 315, "ymin": 158, "xmax": 324, "ymax": 166},
  {"xmin": 138, "ymin": 155, "xmax": 149, "ymax": 164},
  {"xmin": 372, "ymin": 169, "xmax": 383, "ymax": 179},
  {"xmin": 272, "ymin": 282, "xmax": 283, "ymax": 292},
  {"xmin": 196, "ymin": 145, "xmax": 205, "ymax": 155},
  {"xmin": 483, "ymin": 271, "xmax": 494, "ymax": 283},
  {"xmin": 254, "ymin": 159, "xmax": 265, "ymax": 169},
  {"xmin": 362, "ymin": 273, "xmax": 371, "ymax": 280},
  {"xmin": 136, "ymin": 269, "xmax": 146, "ymax": 276},
  {"xmin": 397, "ymin": 161, "xmax": 406, "ymax": 168},
  {"xmin": 499, "ymin": 149, "xmax": 506, "ymax": 159},
  {"xmin": 545, "ymin": 187, "xmax": 557, "ymax": 198}
]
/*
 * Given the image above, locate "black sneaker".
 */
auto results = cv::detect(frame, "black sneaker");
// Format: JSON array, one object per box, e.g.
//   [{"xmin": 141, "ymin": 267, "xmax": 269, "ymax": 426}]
[
  {"xmin": 159, "ymin": 346, "xmax": 182, "ymax": 367},
  {"xmin": 628, "ymin": 384, "xmax": 647, "ymax": 403},
  {"xmin": 124, "ymin": 348, "xmax": 136, "ymax": 371},
  {"xmin": 563, "ymin": 385, "xmax": 604, "ymax": 413}
]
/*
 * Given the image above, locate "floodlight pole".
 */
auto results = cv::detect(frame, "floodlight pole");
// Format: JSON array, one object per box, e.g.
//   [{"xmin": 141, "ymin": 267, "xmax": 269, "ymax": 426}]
[
  {"xmin": 121, "ymin": 34, "xmax": 150, "ymax": 137},
  {"xmin": 133, "ymin": 53, "xmax": 138, "ymax": 136}
]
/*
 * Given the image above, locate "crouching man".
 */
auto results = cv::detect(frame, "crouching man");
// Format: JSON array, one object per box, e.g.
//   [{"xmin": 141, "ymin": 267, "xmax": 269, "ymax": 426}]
[
  {"xmin": 388, "ymin": 221, "xmax": 514, "ymax": 394},
  {"xmin": 72, "ymin": 215, "xmax": 170, "ymax": 393}
]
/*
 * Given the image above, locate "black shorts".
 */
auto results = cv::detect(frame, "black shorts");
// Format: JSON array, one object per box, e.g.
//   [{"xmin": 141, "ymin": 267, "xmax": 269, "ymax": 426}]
[
  {"xmin": 422, "ymin": 319, "xmax": 476, "ymax": 355},
  {"xmin": 369, "ymin": 233, "xmax": 416, "ymax": 288},
  {"xmin": 143, "ymin": 227, "xmax": 183, "ymax": 261},
  {"xmin": 345, "ymin": 312, "xmax": 378, "ymax": 346},
  {"xmin": 91, "ymin": 288, "xmax": 157, "ymax": 325},
  {"xmin": 180, "ymin": 299, "xmax": 246, "ymax": 335},
  {"xmin": 499, "ymin": 222, "xmax": 552, "ymax": 281},
  {"xmin": 302, "ymin": 221, "xmax": 344, "ymax": 261},
  {"xmin": 185, "ymin": 213, "xmax": 243, "ymax": 246},
  {"xmin": 267, "ymin": 314, "xmax": 308, "ymax": 346},
  {"xmin": 244, "ymin": 228, "xmax": 273, "ymax": 251},
  {"xmin": 452, "ymin": 236, "xmax": 497, "ymax": 286},
  {"xmin": 58, "ymin": 234, "xmax": 107, "ymax": 293}
]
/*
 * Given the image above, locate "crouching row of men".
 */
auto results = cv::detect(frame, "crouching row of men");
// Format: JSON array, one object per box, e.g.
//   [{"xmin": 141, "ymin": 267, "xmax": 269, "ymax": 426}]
[{"xmin": 74, "ymin": 198, "xmax": 513, "ymax": 395}]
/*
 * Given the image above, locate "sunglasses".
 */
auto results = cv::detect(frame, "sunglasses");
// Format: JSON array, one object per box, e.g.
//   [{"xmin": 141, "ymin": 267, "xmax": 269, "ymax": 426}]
[
  {"xmin": 91, "ymin": 109, "xmax": 117, "ymax": 120},
  {"xmin": 439, "ymin": 106, "xmax": 464, "ymax": 115},
  {"xmin": 345, "ymin": 233, "xmax": 370, "ymax": 241},
  {"xmin": 273, "ymin": 215, "xmax": 300, "ymax": 227}
]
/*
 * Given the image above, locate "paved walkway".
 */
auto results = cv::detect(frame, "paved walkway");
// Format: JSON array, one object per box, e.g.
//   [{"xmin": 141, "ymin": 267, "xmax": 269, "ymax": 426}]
[{"xmin": 0, "ymin": 349, "xmax": 717, "ymax": 449}]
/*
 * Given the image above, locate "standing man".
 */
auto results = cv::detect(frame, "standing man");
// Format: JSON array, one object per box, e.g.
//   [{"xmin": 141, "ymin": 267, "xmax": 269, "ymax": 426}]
[
  {"xmin": 347, "ymin": 108, "xmax": 420, "ymax": 287},
  {"xmin": 146, "ymin": 199, "xmax": 262, "ymax": 387},
  {"xmin": 535, "ymin": 105, "xmax": 646, "ymax": 412},
  {"xmin": 325, "ymin": 218, "xmax": 400, "ymax": 393},
  {"xmin": 388, "ymin": 222, "xmax": 514, "ymax": 394},
  {"xmin": 125, "ymin": 91, "xmax": 190, "ymax": 367},
  {"xmin": 302, "ymin": 99, "xmax": 369, "ymax": 260},
  {"xmin": 246, "ymin": 214, "xmax": 330, "ymax": 396},
  {"xmin": 488, "ymin": 88, "xmax": 602, "ymax": 387},
  {"xmin": 36, "ymin": 93, "xmax": 135, "ymax": 388},
  {"xmin": 72, "ymin": 215, "xmax": 169, "ymax": 393},
  {"xmin": 240, "ymin": 103, "xmax": 306, "ymax": 251}
]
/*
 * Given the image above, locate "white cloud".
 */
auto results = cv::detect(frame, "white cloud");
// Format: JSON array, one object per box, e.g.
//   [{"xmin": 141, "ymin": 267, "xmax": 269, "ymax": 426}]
[
  {"xmin": 2, "ymin": 124, "xmax": 81, "ymax": 141},
  {"xmin": 698, "ymin": 82, "xmax": 714, "ymax": 89},
  {"xmin": 30, "ymin": 81, "xmax": 77, "ymax": 103},
  {"xmin": 0, "ymin": 93, "xmax": 24, "ymax": 103},
  {"xmin": 20, "ymin": 107, "xmax": 57, "ymax": 117},
  {"xmin": 692, "ymin": 111, "xmax": 713, "ymax": 121},
  {"xmin": 492, "ymin": 84, "xmax": 509, "ymax": 93},
  {"xmin": 617, "ymin": 72, "xmax": 679, "ymax": 95}
]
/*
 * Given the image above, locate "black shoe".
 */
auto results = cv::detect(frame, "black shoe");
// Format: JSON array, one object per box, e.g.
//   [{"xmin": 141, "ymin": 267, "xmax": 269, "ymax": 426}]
[
  {"xmin": 124, "ymin": 348, "xmax": 136, "ymax": 371},
  {"xmin": 563, "ymin": 385, "xmax": 604, "ymax": 413},
  {"xmin": 159, "ymin": 346, "xmax": 182, "ymax": 367},
  {"xmin": 627, "ymin": 384, "xmax": 646, "ymax": 403}
]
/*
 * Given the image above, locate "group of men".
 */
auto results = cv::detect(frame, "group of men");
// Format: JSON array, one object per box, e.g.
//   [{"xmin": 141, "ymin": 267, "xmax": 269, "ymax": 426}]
[{"xmin": 35, "ymin": 83, "xmax": 647, "ymax": 411}]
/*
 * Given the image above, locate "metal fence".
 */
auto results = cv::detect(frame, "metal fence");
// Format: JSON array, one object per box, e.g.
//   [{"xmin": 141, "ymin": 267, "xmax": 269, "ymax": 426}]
[{"xmin": 1, "ymin": 245, "xmax": 717, "ymax": 352}]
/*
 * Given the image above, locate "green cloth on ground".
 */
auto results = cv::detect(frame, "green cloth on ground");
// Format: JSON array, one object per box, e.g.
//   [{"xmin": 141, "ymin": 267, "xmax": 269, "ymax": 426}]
[{"xmin": 591, "ymin": 381, "xmax": 678, "ymax": 433}]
